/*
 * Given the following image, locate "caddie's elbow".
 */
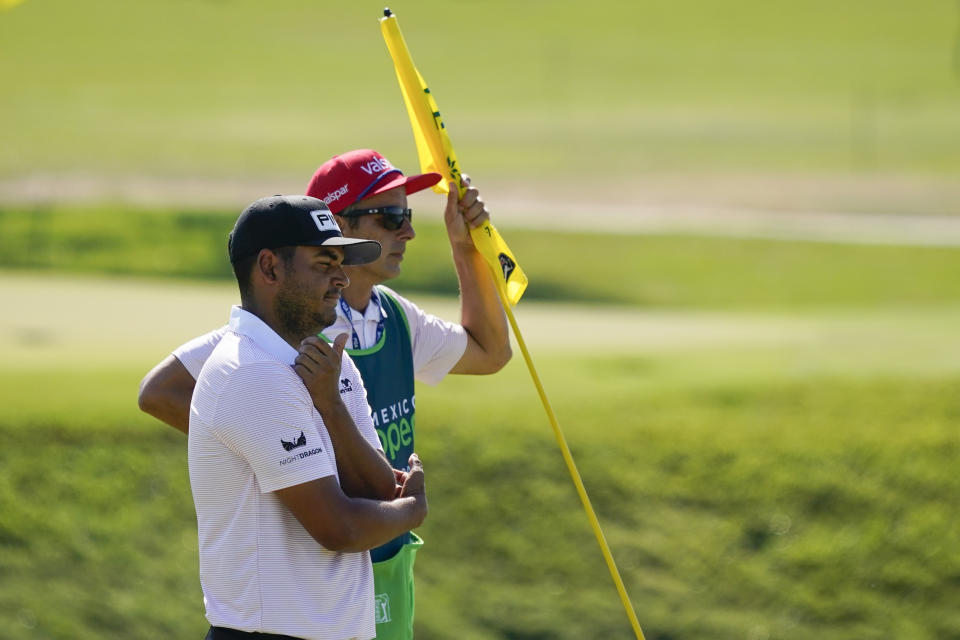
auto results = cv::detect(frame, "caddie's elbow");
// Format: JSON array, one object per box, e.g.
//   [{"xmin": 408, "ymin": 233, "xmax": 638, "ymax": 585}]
[
  {"xmin": 487, "ymin": 342, "xmax": 513, "ymax": 373},
  {"xmin": 468, "ymin": 343, "xmax": 512, "ymax": 375},
  {"xmin": 499, "ymin": 343, "xmax": 513, "ymax": 370}
]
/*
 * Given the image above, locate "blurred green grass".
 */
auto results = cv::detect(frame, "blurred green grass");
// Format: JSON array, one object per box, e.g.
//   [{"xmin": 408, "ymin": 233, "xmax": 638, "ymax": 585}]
[
  {"xmin": 3, "ymin": 206, "xmax": 960, "ymax": 308},
  {"xmin": 1, "ymin": 209, "xmax": 959, "ymax": 638},
  {"xmin": 1, "ymin": 268, "xmax": 959, "ymax": 639},
  {"xmin": 1, "ymin": 0, "xmax": 959, "ymax": 181},
  {"xmin": 1, "ymin": 357, "xmax": 957, "ymax": 639}
]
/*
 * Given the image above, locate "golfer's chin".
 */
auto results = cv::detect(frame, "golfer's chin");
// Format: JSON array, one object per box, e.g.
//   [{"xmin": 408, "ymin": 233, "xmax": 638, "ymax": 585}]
[{"xmin": 313, "ymin": 308, "xmax": 338, "ymax": 332}]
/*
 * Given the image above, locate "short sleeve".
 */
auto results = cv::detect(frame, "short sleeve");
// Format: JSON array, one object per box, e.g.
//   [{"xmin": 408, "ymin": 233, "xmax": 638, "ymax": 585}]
[
  {"xmin": 209, "ymin": 360, "xmax": 337, "ymax": 494},
  {"xmin": 381, "ymin": 286, "xmax": 467, "ymax": 386},
  {"xmin": 173, "ymin": 326, "xmax": 229, "ymax": 379}
]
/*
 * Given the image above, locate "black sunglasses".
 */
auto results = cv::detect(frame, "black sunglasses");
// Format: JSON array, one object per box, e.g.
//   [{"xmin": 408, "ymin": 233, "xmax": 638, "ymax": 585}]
[{"xmin": 342, "ymin": 206, "xmax": 413, "ymax": 231}]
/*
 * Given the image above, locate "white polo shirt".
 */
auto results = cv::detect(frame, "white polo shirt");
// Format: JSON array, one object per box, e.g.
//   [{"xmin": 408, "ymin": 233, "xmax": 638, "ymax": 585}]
[
  {"xmin": 188, "ymin": 306, "xmax": 381, "ymax": 640},
  {"xmin": 175, "ymin": 286, "xmax": 467, "ymax": 386}
]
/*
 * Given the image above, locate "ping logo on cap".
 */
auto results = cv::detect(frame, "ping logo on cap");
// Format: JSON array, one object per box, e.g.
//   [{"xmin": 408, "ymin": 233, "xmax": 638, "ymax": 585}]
[{"xmin": 310, "ymin": 210, "xmax": 339, "ymax": 233}]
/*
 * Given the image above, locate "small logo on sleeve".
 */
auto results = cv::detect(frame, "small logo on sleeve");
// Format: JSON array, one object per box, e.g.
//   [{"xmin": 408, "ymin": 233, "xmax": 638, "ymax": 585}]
[
  {"xmin": 340, "ymin": 378, "xmax": 353, "ymax": 394},
  {"xmin": 281, "ymin": 431, "xmax": 307, "ymax": 452}
]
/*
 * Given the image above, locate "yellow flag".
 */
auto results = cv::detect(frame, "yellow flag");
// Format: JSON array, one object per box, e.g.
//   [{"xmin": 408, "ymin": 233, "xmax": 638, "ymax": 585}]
[{"xmin": 380, "ymin": 10, "xmax": 528, "ymax": 306}]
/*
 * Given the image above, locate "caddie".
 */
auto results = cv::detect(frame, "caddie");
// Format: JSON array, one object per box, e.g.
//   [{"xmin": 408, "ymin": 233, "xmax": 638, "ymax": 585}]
[{"xmin": 139, "ymin": 149, "xmax": 512, "ymax": 639}]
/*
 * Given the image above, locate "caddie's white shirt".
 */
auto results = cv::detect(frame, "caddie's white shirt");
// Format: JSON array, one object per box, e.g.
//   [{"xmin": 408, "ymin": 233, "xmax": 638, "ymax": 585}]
[
  {"xmin": 175, "ymin": 286, "xmax": 467, "ymax": 386},
  {"xmin": 188, "ymin": 306, "xmax": 381, "ymax": 640}
]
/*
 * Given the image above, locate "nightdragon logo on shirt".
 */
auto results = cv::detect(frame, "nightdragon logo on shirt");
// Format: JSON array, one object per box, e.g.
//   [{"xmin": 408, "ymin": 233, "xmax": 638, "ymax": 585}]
[
  {"xmin": 281, "ymin": 431, "xmax": 307, "ymax": 452},
  {"xmin": 340, "ymin": 378, "xmax": 353, "ymax": 394}
]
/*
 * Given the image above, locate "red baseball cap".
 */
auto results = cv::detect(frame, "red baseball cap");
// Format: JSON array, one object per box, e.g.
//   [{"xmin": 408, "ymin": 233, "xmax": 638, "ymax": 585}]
[{"xmin": 305, "ymin": 149, "xmax": 443, "ymax": 214}]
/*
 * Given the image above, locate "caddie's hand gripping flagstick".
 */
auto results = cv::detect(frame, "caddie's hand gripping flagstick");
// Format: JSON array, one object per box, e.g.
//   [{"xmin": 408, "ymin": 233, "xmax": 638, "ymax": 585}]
[{"xmin": 379, "ymin": 9, "xmax": 646, "ymax": 640}]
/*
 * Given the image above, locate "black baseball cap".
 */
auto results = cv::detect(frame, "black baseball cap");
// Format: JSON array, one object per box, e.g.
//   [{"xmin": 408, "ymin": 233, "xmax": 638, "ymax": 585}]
[{"xmin": 228, "ymin": 195, "xmax": 381, "ymax": 266}]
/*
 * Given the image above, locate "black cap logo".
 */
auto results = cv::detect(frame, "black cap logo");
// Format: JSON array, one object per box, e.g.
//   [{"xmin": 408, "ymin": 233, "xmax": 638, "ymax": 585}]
[{"xmin": 310, "ymin": 209, "xmax": 339, "ymax": 233}]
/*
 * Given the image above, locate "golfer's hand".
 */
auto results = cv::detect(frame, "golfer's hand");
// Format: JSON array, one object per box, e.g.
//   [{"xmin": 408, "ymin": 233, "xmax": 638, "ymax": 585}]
[
  {"xmin": 444, "ymin": 174, "xmax": 489, "ymax": 249},
  {"xmin": 294, "ymin": 334, "xmax": 348, "ymax": 412},
  {"xmin": 397, "ymin": 453, "xmax": 427, "ymax": 524}
]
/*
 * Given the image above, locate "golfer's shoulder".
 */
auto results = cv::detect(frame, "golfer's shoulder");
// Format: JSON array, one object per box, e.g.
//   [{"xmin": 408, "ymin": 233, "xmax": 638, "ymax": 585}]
[{"xmin": 206, "ymin": 333, "xmax": 298, "ymax": 392}]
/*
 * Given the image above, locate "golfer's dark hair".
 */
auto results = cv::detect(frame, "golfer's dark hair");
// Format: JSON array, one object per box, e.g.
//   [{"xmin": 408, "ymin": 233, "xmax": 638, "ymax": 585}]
[{"xmin": 233, "ymin": 245, "xmax": 297, "ymax": 302}]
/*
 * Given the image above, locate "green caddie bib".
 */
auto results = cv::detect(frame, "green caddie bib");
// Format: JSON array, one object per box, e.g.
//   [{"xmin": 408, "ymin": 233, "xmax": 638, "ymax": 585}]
[{"xmin": 325, "ymin": 286, "xmax": 420, "ymax": 640}]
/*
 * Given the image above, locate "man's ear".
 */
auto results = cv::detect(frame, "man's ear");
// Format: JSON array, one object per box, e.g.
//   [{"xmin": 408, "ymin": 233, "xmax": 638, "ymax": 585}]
[{"xmin": 255, "ymin": 249, "xmax": 283, "ymax": 285}]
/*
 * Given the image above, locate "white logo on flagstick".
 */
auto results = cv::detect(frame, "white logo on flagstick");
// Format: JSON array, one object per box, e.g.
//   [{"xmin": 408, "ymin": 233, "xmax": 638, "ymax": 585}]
[{"xmin": 310, "ymin": 210, "xmax": 339, "ymax": 233}]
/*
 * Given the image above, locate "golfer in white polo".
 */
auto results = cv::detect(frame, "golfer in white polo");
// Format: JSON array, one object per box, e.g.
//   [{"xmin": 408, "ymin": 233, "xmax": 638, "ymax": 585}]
[{"xmin": 190, "ymin": 195, "xmax": 427, "ymax": 640}]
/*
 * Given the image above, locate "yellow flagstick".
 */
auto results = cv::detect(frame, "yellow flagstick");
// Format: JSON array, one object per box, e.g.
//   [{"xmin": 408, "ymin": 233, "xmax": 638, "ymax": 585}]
[
  {"xmin": 380, "ymin": 9, "xmax": 645, "ymax": 639},
  {"xmin": 501, "ymin": 301, "xmax": 647, "ymax": 640}
]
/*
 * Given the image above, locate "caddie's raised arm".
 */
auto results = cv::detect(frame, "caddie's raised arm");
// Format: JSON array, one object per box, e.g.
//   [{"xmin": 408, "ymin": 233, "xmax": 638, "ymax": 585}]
[{"xmin": 444, "ymin": 175, "xmax": 512, "ymax": 375}]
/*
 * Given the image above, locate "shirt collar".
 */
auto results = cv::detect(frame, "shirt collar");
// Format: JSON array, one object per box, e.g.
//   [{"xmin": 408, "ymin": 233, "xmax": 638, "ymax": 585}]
[{"xmin": 229, "ymin": 306, "xmax": 298, "ymax": 365}]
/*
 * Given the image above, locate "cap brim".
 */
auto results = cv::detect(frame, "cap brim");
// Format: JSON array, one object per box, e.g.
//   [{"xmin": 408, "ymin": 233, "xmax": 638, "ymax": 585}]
[
  {"xmin": 318, "ymin": 237, "xmax": 382, "ymax": 266},
  {"xmin": 367, "ymin": 171, "xmax": 443, "ymax": 199}
]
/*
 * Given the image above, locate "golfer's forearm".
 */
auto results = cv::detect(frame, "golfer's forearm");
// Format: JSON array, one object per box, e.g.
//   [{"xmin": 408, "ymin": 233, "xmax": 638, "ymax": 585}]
[
  {"xmin": 279, "ymin": 476, "xmax": 425, "ymax": 551},
  {"xmin": 451, "ymin": 245, "xmax": 511, "ymax": 373},
  {"xmin": 316, "ymin": 401, "xmax": 396, "ymax": 500},
  {"xmin": 335, "ymin": 496, "xmax": 427, "ymax": 552}
]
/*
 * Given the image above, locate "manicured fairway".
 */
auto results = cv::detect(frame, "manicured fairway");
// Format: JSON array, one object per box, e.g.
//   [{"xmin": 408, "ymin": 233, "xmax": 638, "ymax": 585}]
[
  {"xmin": 5, "ymin": 272, "xmax": 960, "ymax": 376},
  {"xmin": 1, "ymin": 272, "xmax": 958, "ymax": 638}
]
